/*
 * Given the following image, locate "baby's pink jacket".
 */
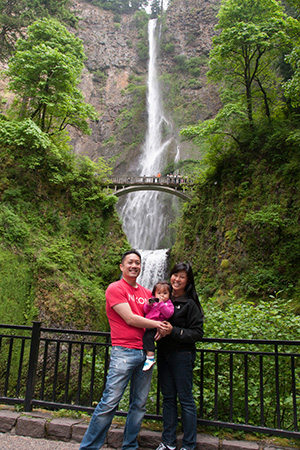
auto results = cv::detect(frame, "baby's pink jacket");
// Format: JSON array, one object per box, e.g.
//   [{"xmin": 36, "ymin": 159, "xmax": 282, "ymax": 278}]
[{"xmin": 143, "ymin": 299, "xmax": 174, "ymax": 321}]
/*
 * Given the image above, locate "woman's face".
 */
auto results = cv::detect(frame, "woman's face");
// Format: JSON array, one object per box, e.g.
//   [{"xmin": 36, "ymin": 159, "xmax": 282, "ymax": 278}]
[{"xmin": 170, "ymin": 270, "xmax": 188, "ymax": 297}]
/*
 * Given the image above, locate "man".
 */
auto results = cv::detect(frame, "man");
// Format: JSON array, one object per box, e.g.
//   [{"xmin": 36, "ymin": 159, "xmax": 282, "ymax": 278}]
[{"xmin": 79, "ymin": 249, "xmax": 164, "ymax": 450}]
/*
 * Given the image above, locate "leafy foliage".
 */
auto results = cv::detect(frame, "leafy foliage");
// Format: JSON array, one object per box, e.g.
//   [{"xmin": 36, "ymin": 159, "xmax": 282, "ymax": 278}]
[
  {"xmin": 208, "ymin": 0, "xmax": 297, "ymax": 123},
  {"xmin": 173, "ymin": 0, "xmax": 300, "ymax": 305},
  {"xmin": 195, "ymin": 296, "xmax": 300, "ymax": 430},
  {"xmin": 6, "ymin": 18, "xmax": 97, "ymax": 135},
  {"xmin": 182, "ymin": 0, "xmax": 300, "ymax": 157},
  {"xmin": 173, "ymin": 115, "xmax": 300, "ymax": 303},
  {"xmin": 0, "ymin": 6, "xmax": 133, "ymax": 331},
  {"xmin": 283, "ymin": 45, "xmax": 300, "ymax": 107},
  {"xmin": 181, "ymin": 102, "xmax": 248, "ymax": 149},
  {"xmin": 0, "ymin": 249, "xmax": 37, "ymax": 324},
  {"xmin": 0, "ymin": 0, "xmax": 76, "ymax": 61},
  {"xmin": 204, "ymin": 295, "xmax": 300, "ymax": 340},
  {"xmin": 163, "ymin": 159, "xmax": 204, "ymax": 180},
  {"xmin": 0, "ymin": 205, "xmax": 30, "ymax": 244},
  {"xmin": 0, "ymin": 111, "xmax": 129, "ymax": 329}
]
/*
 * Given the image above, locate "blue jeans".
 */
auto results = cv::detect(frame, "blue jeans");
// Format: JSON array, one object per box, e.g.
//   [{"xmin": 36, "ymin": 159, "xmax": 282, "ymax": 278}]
[
  {"xmin": 157, "ymin": 349, "xmax": 197, "ymax": 450},
  {"xmin": 80, "ymin": 346, "xmax": 153, "ymax": 450}
]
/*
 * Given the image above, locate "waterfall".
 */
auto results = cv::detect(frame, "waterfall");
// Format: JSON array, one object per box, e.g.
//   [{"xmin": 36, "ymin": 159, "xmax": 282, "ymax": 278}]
[
  {"xmin": 137, "ymin": 248, "xmax": 170, "ymax": 289},
  {"xmin": 117, "ymin": 18, "xmax": 180, "ymax": 288},
  {"xmin": 139, "ymin": 19, "xmax": 172, "ymax": 173}
]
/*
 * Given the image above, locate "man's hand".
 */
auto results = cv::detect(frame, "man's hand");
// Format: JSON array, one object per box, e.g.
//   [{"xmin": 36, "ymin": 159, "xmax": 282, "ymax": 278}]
[{"xmin": 155, "ymin": 321, "xmax": 172, "ymax": 340}]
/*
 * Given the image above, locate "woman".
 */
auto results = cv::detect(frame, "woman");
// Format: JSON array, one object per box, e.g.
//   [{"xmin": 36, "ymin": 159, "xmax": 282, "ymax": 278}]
[{"xmin": 156, "ymin": 262, "xmax": 204, "ymax": 450}]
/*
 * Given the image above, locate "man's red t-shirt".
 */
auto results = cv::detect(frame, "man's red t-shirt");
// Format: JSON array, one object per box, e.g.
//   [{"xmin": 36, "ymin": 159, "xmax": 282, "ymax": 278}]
[{"xmin": 105, "ymin": 278, "xmax": 152, "ymax": 349}]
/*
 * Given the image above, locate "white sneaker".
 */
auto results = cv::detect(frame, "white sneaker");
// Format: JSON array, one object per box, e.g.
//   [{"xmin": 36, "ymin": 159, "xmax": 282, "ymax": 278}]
[
  {"xmin": 142, "ymin": 358, "xmax": 155, "ymax": 371},
  {"xmin": 156, "ymin": 443, "xmax": 176, "ymax": 450}
]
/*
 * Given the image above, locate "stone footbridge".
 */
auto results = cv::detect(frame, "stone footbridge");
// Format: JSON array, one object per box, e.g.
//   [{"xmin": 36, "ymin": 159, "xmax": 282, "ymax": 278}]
[{"xmin": 107, "ymin": 176, "xmax": 192, "ymax": 200}]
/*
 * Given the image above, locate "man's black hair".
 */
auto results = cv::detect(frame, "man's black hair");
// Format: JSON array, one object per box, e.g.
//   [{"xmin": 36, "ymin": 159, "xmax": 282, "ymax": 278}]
[{"xmin": 121, "ymin": 249, "xmax": 142, "ymax": 263}]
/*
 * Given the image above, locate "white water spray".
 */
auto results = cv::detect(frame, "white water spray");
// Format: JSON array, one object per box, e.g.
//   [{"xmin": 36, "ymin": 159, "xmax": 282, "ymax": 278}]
[{"xmin": 137, "ymin": 248, "xmax": 169, "ymax": 288}]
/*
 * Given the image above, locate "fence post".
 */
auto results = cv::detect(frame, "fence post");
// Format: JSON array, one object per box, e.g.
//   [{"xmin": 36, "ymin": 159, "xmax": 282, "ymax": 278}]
[{"xmin": 24, "ymin": 321, "xmax": 41, "ymax": 412}]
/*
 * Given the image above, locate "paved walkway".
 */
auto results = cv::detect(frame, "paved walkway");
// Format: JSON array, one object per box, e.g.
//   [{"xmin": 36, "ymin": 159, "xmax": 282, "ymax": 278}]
[
  {"xmin": 0, "ymin": 408, "xmax": 297, "ymax": 450},
  {"xmin": 0, "ymin": 434, "xmax": 80, "ymax": 450}
]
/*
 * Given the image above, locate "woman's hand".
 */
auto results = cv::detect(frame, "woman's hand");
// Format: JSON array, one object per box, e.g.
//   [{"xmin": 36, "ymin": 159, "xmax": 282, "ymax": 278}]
[{"xmin": 155, "ymin": 321, "xmax": 173, "ymax": 340}]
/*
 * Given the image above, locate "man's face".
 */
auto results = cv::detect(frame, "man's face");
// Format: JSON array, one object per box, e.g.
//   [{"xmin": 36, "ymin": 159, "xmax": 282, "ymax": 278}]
[{"xmin": 120, "ymin": 253, "xmax": 141, "ymax": 284}]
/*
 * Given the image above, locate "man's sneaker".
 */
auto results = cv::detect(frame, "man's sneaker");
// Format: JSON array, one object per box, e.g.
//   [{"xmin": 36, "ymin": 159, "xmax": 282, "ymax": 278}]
[
  {"xmin": 142, "ymin": 357, "xmax": 155, "ymax": 371},
  {"xmin": 156, "ymin": 443, "xmax": 176, "ymax": 450}
]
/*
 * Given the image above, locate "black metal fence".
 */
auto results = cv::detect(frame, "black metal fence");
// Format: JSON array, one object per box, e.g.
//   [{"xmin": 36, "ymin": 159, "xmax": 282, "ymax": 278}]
[{"xmin": 0, "ymin": 322, "xmax": 300, "ymax": 439}]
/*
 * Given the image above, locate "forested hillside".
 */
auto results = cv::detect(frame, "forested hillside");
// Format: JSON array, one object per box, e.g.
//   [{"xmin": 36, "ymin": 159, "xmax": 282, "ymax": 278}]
[
  {"xmin": 172, "ymin": 0, "xmax": 300, "ymax": 307},
  {"xmin": 0, "ymin": 0, "xmax": 300, "ymax": 330},
  {"xmin": 0, "ymin": 0, "xmax": 221, "ymax": 329},
  {"xmin": 0, "ymin": 9, "xmax": 129, "ymax": 329}
]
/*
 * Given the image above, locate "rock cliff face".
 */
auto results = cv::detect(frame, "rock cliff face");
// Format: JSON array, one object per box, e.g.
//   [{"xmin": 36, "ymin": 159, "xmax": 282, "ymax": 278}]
[
  {"xmin": 0, "ymin": 0, "xmax": 221, "ymax": 173},
  {"xmin": 160, "ymin": 0, "xmax": 221, "ymax": 120},
  {"xmin": 69, "ymin": 2, "xmax": 147, "ymax": 169},
  {"xmin": 70, "ymin": 0, "xmax": 221, "ymax": 173}
]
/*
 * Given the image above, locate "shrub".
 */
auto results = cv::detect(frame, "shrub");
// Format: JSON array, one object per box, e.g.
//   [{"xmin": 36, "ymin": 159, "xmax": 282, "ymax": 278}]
[
  {"xmin": 0, "ymin": 249, "xmax": 37, "ymax": 324},
  {"xmin": 0, "ymin": 205, "xmax": 30, "ymax": 244},
  {"xmin": 37, "ymin": 240, "xmax": 75, "ymax": 272},
  {"xmin": 163, "ymin": 42, "xmax": 175, "ymax": 54},
  {"xmin": 195, "ymin": 296, "xmax": 300, "ymax": 429}
]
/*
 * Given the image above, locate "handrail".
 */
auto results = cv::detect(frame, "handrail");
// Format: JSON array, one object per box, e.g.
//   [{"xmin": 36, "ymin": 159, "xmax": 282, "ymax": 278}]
[
  {"xmin": 108, "ymin": 176, "xmax": 192, "ymax": 186},
  {"xmin": 107, "ymin": 176, "xmax": 192, "ymax": 200},
  {"xmin": 0, "ymin": 323, "xmax": 299, "ymax": 439}
]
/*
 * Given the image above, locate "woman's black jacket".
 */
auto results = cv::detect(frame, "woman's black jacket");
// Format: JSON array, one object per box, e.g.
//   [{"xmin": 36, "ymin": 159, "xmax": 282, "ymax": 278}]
[{"xmin": 156, "ymin": 294, "xmax": 204, "ymax": 353}]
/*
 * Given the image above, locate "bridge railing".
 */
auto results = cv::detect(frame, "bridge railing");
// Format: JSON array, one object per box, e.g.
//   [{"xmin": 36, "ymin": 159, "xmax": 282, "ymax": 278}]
[
  {"xmin": 108, "ymin": 176, "xmax": 191, "ymax": 186},
  {"xmin": 0, "ymin": 322, "xmax": 299, "ymax": 439}
]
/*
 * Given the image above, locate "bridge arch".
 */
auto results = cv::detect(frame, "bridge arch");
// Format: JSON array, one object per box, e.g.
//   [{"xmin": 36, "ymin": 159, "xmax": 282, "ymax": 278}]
[
  {"xmin": 112, "ymin": 184, "xmax": 190, "ymax": 201},
  {"xmin": 107, "ymin": 176, "xmax": 192, "ymax": 201}
]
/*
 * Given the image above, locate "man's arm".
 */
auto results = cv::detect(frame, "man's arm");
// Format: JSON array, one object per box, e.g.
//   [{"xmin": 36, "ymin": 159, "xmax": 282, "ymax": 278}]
[{"xmin": 113, "ymin": 303, "xmax": 162, "ymax": 329}]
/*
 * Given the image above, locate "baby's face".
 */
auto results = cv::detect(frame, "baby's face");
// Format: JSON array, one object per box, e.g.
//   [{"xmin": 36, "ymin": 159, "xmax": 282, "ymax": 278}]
[{"xmin": 155, "ymin": 285, "xmax": 169, "ymax": 302}]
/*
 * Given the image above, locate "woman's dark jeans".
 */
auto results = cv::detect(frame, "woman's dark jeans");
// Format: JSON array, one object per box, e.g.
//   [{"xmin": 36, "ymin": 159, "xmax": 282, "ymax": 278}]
[{"xmin": 157, "ymin": 349, "xmax": 197, "ymax": 450}]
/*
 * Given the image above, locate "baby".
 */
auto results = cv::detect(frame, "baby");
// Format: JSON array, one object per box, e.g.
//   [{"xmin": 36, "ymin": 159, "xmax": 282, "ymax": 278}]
[{"xmin": 142, "ymin": 281, "xmax": 174, "ymax": 371}]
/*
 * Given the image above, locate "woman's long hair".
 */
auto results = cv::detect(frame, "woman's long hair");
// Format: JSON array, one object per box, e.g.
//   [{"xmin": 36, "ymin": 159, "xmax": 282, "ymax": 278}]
[{"xmin": 170, "ymin": 262, "xmax": 203, "ymax": 312}]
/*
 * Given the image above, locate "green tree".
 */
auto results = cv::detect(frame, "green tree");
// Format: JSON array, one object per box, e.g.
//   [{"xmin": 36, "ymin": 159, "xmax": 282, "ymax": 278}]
[
  {"xmin": 0, "ymin": 0, "xmax": 76, "ymax": 61},
  {"xmin": 208, "ymin": 0, "xmax": 298, "ymax": 125},
  {"xmin": 283, "ymin": 45, "xmax": 300, "ymax": 107},
  {"xmin": 6, "ymin": 18, "xmax": 97, "ymax": 135},
  {"xmin": 181, "ymin": 0, "xmax": 300, "ymax": 154}
]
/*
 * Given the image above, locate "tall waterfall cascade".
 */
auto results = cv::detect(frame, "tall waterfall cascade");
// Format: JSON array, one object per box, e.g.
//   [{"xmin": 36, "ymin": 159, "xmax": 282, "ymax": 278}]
[{"xmin": 117, "ymin": 18, "xmax": 181, "ymax": 289}]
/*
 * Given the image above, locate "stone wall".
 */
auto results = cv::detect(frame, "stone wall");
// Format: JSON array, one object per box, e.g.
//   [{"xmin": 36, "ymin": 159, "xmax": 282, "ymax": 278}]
[{"xmin": 0, "ymin": 408, "xmax": 291, "ymax": 449}]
